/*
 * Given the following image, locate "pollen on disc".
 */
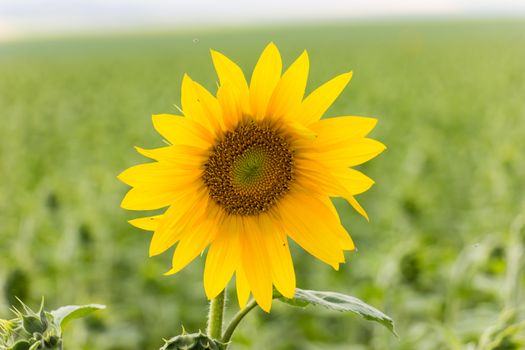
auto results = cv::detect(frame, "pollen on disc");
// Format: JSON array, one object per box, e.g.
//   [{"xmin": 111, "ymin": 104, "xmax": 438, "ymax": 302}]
[{"xmin": 203, "ymin": 120, "xmax": 294, "ymax": 216}]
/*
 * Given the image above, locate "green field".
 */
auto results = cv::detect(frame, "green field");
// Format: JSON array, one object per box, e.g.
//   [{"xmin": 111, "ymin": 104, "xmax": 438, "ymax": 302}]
[{"xmin": 1, "ymin": 19, "xmax": 525, "ymax": 349}]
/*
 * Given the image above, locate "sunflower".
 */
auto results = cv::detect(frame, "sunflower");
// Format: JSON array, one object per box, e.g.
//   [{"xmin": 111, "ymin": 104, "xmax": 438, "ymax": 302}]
[{"xmin": 118, "ymin": 43, "xmax": 385, "ymax": 312}]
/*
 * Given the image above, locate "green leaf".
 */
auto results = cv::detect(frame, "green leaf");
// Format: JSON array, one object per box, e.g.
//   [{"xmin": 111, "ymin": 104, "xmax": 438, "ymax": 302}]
[
  {"xmin": 50, "ymin": 304, "xmax": 106, "ymax": 331},
  {"xmin": 279, "ymin": 288, "xmax": 397, "ymax": 336}
]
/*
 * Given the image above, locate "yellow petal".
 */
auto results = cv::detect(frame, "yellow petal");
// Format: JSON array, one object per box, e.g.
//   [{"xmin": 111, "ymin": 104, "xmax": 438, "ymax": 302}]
[
  {"xmin": 151, "ymin": 114, "xmax": 213, "ymax": 149},
  {"xmin": 204, "ymin": 216, "xmax": 241, "ymax": 299},
  {"xmin": 120, "ymin": 187, "xmax": 176, "ymax": 211},
  {"xmin": 267, "ymin": 50, "xmax": 309, "ymax": 119},
  {"xmin": 217, "ymin": 82, "xmax": 243, "ymax": 129},
  {"xmin": 291, "ymin": 71, "xmax": 353, "ymax": 126},
  {"xmin": 181, "ymin": 74, "xmax": 224, "ymax": 132},
  {"xmin": 235, "ymin": 264, "xmax": 250, "ymax": 309},
  {"xmin": 332, "ymin": 168, "xmax": 375, "ymax": 195},
  {"xmin": 192, "ymin": 79, "xmax": 226, "ymax": 131},
  {"xmin": 294, "ymin": 157, "xmax": 371, "ymax": 221},
  {"xmin": 211, "ymin": 49, "xmax": 249, "ymax": 93},
  {"xmin": 149, "ymin": 189, "xmax": 208, "ymax": 256},
  {"xmin": 117, "ymin": 162, "xmax": 200, "ymax": 189},
  {"xmin": 259, "ymin": 215, "xmax": 296, "ymax": 298},
  {"xmin": 311, "ymin": 116, "xmax": 377, "ymax": 141},
  {"xmin": 345, "ymin": 195, "xmax": 369, "ymax": 221},
  {"xmin": 278, "ymin": 193, "xmax": 346, "ymax": 269},
  {"xmin": 287, "ymin": 120, "xmax": 317, "ymax": 139},
  {"xmin": 164, "ymin": 220, "xmax": 216, "ymax": 275},
  {"xmin": 240, "ymin": 217, "xmax": 273, "ymax": 312},
  {"xmin": 181, "ymin": 74, "xmax": 210, "ymax": 129},
  {"xmin": 249, "ymin": 42, "xmax": 282, "ymax": 120},
  {"xmin": 321, "ymin": 138, "xmax": 386, "ymax": 167},
  {"xmin": 317, "ymin": 197, "xmax": 355, "ymax": 250},
  {"xmin": 128, "ymin": 215, "xmax": 163, "ymax": 231},
  {"xmin": 294, "ymin": 157, "xmax": 348, "ymax": 196},
  {"xmin": 295, "ymin": 155, "xmax": 371, "ymax": 221},
  {"xmin": 210, "ymin": 49, "xmax": 250, "ymax": 114},
  {"xmin": 296, "ymin": 195, "xmax": 353, "ymax": 252},
  {"xmin": 135, "ymin": 145, "xmax": 207, "ymax": 163}
]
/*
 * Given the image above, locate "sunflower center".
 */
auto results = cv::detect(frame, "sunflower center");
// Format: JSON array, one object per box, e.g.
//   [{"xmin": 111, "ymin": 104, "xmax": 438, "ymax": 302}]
[
  {"xmin": 233, "ymin": 148, "xmax": 266, "ymax": 186},
  {"xmin": 203, "ymin": 120, "xmax": 294, "ymax": 216}
]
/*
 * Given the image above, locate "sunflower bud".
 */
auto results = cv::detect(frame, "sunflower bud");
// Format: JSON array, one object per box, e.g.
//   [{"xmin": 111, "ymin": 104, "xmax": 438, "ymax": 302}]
[
  {"xmin": 1, "ymin": 299, "xmax": 102, "ymax": 350},
  {"xmin": 160, "ymin": 332, "xmax": 225, "ymax": 350}
]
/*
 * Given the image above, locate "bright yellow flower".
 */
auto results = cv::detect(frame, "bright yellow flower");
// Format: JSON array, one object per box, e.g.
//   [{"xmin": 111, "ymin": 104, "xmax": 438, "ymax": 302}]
[{"xmin": 118, "ymin": 43, "xmax": 385, "ymax": 312}]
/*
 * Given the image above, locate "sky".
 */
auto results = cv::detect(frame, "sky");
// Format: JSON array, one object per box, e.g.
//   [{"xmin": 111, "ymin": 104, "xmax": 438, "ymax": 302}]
[{"xmin": 1, "ymin": 0, "xmax": 525, "ymax": 41}]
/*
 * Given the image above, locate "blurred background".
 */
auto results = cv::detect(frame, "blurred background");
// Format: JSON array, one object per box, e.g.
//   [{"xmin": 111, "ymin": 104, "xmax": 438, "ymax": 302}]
[{"xmin": 1, "ymin": 1, "xmax": 525, "ymax": 349}]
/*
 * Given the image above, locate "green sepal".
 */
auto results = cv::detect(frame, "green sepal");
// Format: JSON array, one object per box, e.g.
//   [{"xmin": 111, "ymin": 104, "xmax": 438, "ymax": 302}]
[
  {"xmin": 28, "ymin": 342, "xmax": 40, "ymax": 350},
  {"xmin": 22, "ymin": 316, "xmax": 46, "ymax": 335},
  {"xmin": 160, "ymin": 331, "xmax": 226, "ymax": 350}
]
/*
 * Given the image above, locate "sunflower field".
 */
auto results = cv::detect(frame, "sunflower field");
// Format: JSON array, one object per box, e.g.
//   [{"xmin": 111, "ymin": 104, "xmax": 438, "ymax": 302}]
[{"xmin": 1, "ymin": 20, "xmax": 525, "ymax": 349}]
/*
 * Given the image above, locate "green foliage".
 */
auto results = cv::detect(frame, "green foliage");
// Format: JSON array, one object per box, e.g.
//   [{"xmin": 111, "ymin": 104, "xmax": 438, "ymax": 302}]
[
  {"xmin": 0, "ymin": 300, "xmax": 104, "ymax": 350},
  {"xmin": 3, "ymin": 271, "xmax": 30, "ymax": 307},
  {"xmin": 1, "ymin": 19, "xmax": 525, "ymax": 349},
  {"xmin": 50, "ymin": 304, "xmax": 106, "ymax": 333},
  {"xmin": 279, "ymin": 288, "xmax": 396, "ymax": 336}
]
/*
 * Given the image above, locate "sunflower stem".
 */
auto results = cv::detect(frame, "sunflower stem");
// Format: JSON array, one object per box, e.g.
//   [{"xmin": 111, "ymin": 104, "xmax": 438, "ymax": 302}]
[
  {"xmin": 221, "ymin": 299, "xmax": 258, "ymax": 346},
  {"xmin": 207, "ymin": 290, "xmax": 225, "ymax": 340}
]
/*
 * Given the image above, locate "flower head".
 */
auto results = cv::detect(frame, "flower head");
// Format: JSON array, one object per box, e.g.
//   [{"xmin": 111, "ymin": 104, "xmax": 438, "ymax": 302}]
[{"xmin": 118, "ymin": 43, "xmax": 385, "ymax": 312}]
